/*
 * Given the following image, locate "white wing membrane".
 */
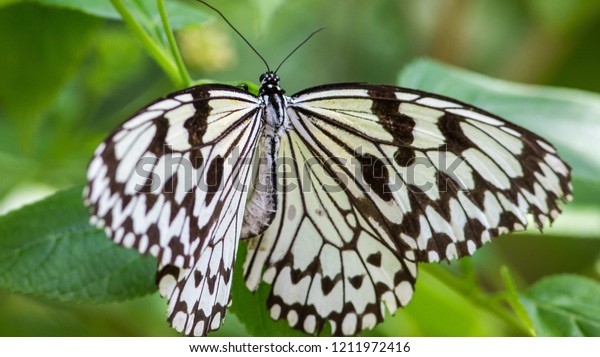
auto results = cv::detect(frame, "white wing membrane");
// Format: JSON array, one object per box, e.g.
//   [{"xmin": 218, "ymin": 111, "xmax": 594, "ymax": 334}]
[
  {"xmin": 244, "ymin": 84, "xmax": 571, "ymax": 335},
  {"xmin": 85, "ymin": 85, "xmax": 262, "ymax": 335},
  {"xmin": 291, "ymin": 85, "xmax": 572, "ymax": 263},
  {"xmin": 244, "ymin": 130, "xmax": 417, "ymax": 335}
]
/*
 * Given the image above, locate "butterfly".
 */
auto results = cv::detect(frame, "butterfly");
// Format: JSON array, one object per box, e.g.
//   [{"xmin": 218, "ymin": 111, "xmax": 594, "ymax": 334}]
[{"xmin": 84, "ymin": 2, "xmax": 572, "ymax": 337}]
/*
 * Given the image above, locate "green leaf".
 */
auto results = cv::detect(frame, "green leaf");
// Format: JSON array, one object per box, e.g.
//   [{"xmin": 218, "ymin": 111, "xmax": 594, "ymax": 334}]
[
  {"xmin": 542, "ymin": 205, "xmax": 600, "ymax": 239},
  {"xmin": 229, "ymin": 243, "xmax": 306, "ymax": 337},
  {"xmin": 520, "ymin": 275, "xmax": 600, "ymax": 336},
  {"xmin": 398, "ymin": 58, "xmax": 600, "ymax": 182},
  {"xmin": 156, "ymin": 0, "xmax": 210, "ymax": 30},
  {"xmin": 27, "ymin": 0, "xmax": 119, "ymax": 19},
  {"xmin": 0, "ymin": 3, "xmax": 99, "ymax": 149},
  {"xmin": 0, "ymin": 187, "xmax": 157, "ymax": 303},
  {"xmin": 26, "ymin": 0, "xmax": 209, "ymax": 29}
]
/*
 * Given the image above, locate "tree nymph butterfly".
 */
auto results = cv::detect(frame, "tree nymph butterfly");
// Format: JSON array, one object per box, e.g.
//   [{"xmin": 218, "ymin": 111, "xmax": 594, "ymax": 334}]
[{"xmin": 84, "ymin": 0, "xmax": 572, "ymax": 336}]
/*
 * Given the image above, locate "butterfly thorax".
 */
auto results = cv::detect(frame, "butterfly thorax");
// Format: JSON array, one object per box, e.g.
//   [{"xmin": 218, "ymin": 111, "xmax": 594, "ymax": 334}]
[
  {"xmin": 239, "ymin": 72, "xmax": 286, "ymax": 239},
  {"xmin": 259, "ymin": 71, "xmax": 287, "ymax": 130}
]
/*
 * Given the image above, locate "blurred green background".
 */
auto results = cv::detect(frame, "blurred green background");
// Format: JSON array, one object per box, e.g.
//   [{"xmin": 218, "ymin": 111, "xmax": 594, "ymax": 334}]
[{"xmin": 0, "ymin": 0, "xmax": 599, "ymax": 337}]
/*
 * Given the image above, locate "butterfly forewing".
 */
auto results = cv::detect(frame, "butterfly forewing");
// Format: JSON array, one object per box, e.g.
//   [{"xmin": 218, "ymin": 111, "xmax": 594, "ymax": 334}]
[{"xmin": 291, "ymin": 84, "xmax": 571, "ymax": 262}]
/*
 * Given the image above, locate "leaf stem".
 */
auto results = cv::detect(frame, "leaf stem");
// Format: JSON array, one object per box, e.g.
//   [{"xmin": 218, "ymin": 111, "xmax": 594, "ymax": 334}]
[
  {"xmin": 500, "ymin": 266, "xmax": 536, "ymax": 335},
  {"xmin": 423, "ymin": 264, "xmax": 534, "ymax": 336},
  {"xmin": 110, "ymin": 0, "xmax": 182, "ymax": 87},
  {"xmin": 157, "ymin": 0, "xmax": 191, "ymax": 87}
]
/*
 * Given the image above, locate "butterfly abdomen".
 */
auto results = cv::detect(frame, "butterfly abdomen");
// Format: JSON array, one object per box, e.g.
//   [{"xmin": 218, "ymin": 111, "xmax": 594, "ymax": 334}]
[{"xmin": 241, "ymin": 131, "xmax": 280, "ymax": 239}]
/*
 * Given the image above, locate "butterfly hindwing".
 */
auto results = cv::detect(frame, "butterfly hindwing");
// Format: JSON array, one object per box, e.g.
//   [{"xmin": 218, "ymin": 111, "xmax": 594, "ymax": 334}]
[{"xmin": 244, "ymin": 129, "xmax": 417, "ymax": 336}]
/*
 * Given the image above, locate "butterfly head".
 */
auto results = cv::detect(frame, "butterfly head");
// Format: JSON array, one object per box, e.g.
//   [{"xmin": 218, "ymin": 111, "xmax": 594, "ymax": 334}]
[{"xmin": 259, "ymin": 71, "xmax": 284, "ymax": 95}]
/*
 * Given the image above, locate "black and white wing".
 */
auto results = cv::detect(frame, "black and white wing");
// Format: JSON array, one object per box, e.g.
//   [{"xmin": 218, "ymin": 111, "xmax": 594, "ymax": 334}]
[
  {"xmin": 85, "ymin": 84, "xmax": 262, "ymax": 336},
  {"xmin": 244, "ymin": 84, "xmax": 572, "ymax": 335}
]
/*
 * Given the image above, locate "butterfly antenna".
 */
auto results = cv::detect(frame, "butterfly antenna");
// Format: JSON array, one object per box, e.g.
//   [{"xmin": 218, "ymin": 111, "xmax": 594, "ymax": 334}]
[
  {"xmin": 275, "ymin": 27, "xmax": 325, "ymax": 74},
  {"xmin": 196, "ymin": 0, "xmax": 271, "ymax": 72}
]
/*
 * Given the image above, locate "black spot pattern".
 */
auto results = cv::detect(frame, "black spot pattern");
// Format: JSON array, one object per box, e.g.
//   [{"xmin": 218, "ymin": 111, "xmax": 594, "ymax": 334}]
[{"xmin": 355, "ymin": 152, "xmax": 393, "ymax": 201}]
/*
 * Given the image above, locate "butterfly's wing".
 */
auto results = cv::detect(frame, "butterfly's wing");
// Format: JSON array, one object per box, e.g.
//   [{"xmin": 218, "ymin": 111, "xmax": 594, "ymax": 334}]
[
  {"xmin": 85, "ymin": 84, "xmax": 263, "ymax": 335},
  {"xmin": 244, "ymin": 84, "xmax": 571, "ymax": 335},
  {"xmin": 244, "ymin": 128, "xmax": 418, "ymax": 335}
]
